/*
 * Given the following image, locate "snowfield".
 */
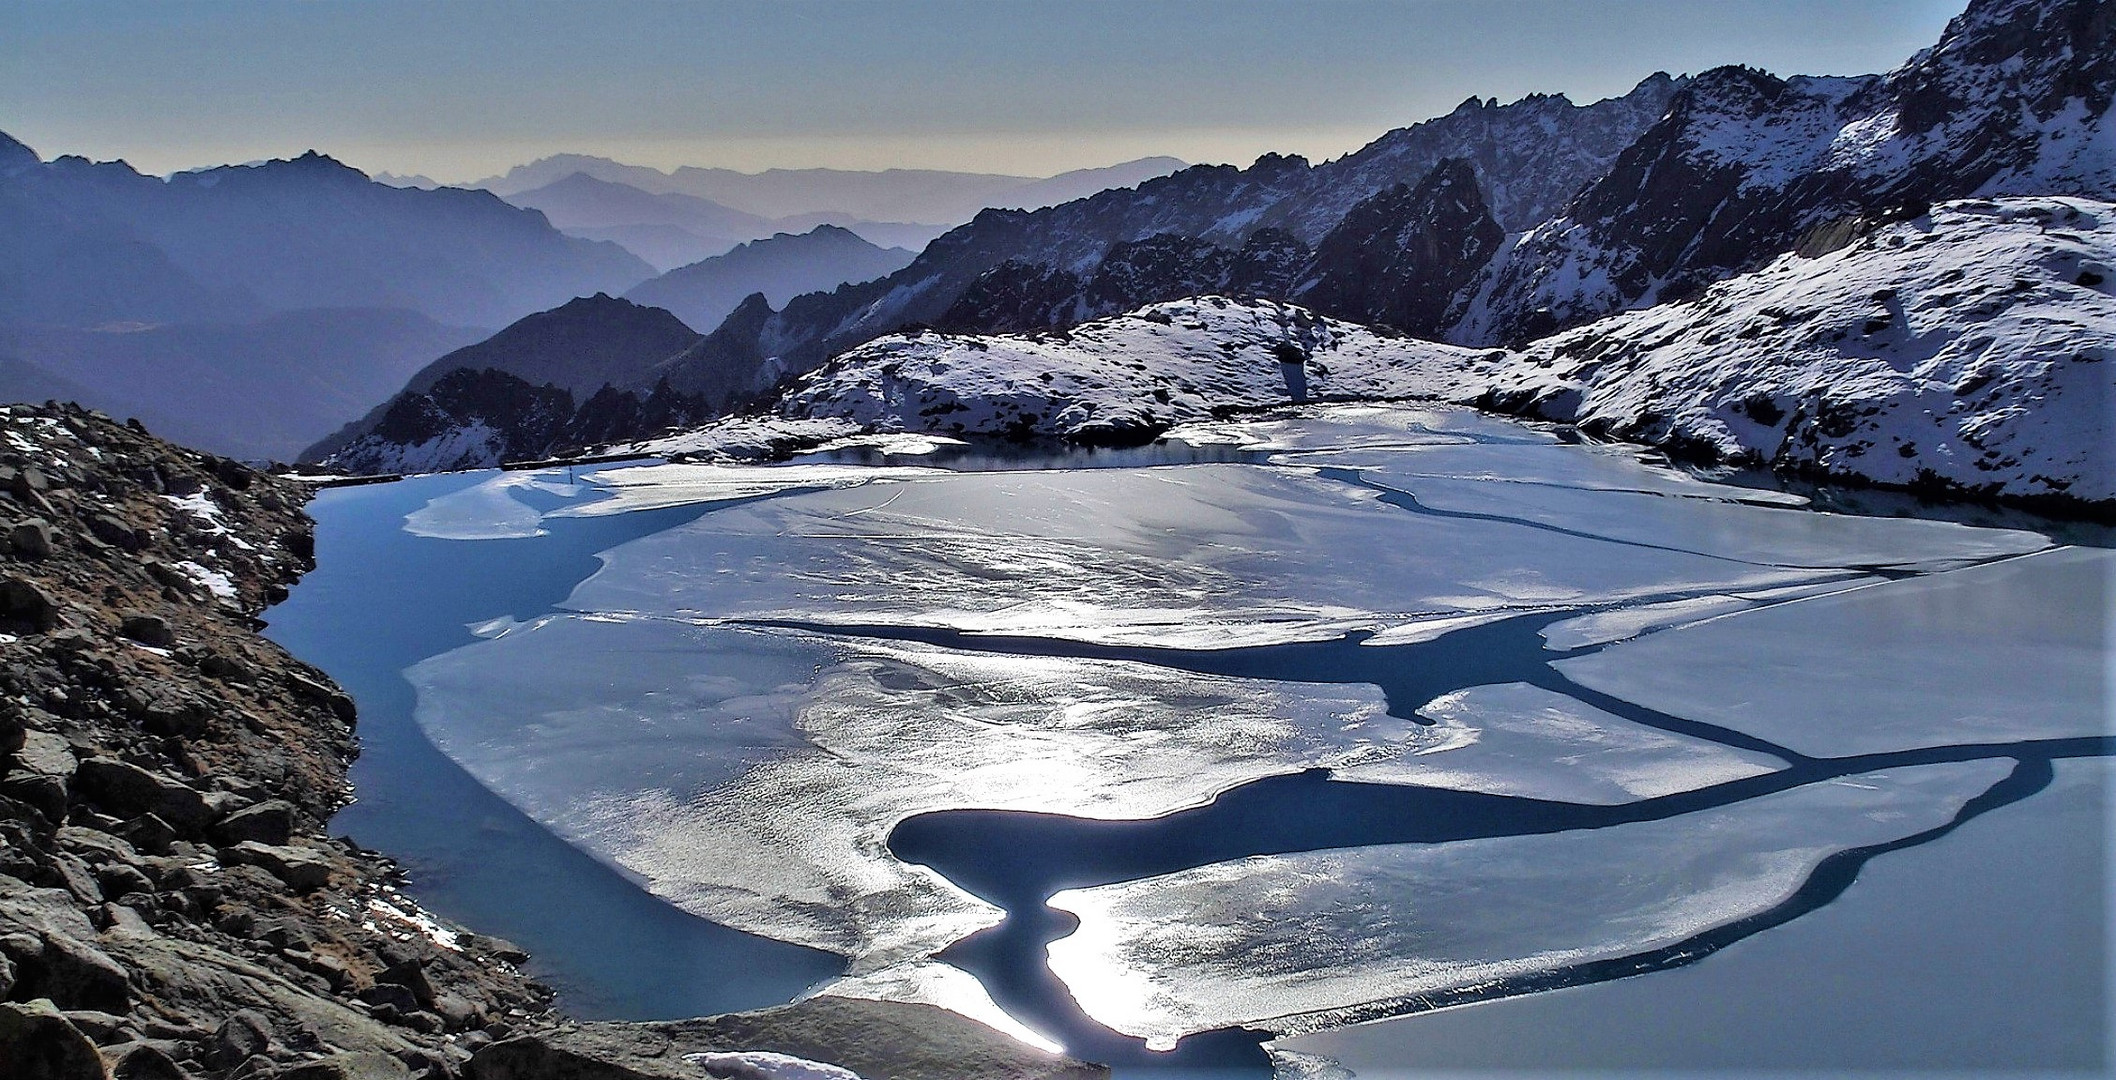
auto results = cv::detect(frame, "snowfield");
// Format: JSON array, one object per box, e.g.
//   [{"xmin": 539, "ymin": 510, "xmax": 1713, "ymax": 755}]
[
  {"xmin": 1495, "ymin": 196, "xmax": 2116, "ymax": 504},
  {"xmin": 773, "ymin": 197, "xmax": 2114, "ymax": 507},
  {"xmin": 781, "ymin": 297, "xmax": 1505, "ymax": 445}
]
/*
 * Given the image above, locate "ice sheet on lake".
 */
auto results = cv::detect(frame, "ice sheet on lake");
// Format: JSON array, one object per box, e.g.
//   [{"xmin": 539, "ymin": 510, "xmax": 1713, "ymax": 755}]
[
  {"xmin": 549, "ymin": 461, "xmax": 947, "ymax": 518},
  {"xmin": 564, "ymin": 465, "xmax": 1837, "ymax": 650},
  {"xmin": 409, "ymin": 613, "xmax": 1411, "ymax": 969},
  {"xmin": 1045, "ymin": 759, "xmax": 2010, "ymax": 1049},
  {"xmin": 1330, "ymin": 683, "xmax": 1786, "ymax": 802},
  {"xmin": 1556, "ymin": 546, "xmax": 2115, "ymax": 757},
  {"xmin": 1364, "ymin": 471, "xmax": 2049, "ymax": 572},
  {"xmin": 1538, "ymin": 577, "xmax": 1892, "ymax": 651},
  {"xmin": 402, "ymin": 471, "xmax": 581, "ymax": 540},
  {"xmin": 1165, "ymin": 404, "xmax": 1559, "ymax": 453},
  {"xmin": 1282, "ymin": 442, "xmax": 1810, "ymax": 505}
]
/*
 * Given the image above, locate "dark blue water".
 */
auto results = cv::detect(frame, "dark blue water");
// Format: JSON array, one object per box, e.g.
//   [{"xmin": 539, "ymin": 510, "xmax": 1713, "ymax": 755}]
[{"xmin": 262, "ymin": 472, "xmax": 844, "ymax": 1018}]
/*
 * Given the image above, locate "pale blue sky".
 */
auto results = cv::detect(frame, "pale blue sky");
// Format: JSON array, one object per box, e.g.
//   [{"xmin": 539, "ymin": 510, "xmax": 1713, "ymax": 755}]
[{"xmin": 1, "ymin": 0, "xmax": 1964, "ymax": 181}]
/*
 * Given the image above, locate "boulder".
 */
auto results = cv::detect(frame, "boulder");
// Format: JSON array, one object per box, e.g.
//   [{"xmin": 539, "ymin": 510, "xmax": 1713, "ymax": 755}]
[
  {"xmin": 2, "ymin": 574, "xmax": 63, "ymax": 631},
  {"xmin": 221, "ymin": 842, "xmax": 333, "ymax": 892},
  {"xmin": 267, "ymin": 1052, "xmax": 410, "ymax": 1080},
  {"xmin": 0, "ymin": 999, "xmax": 109, "ymax": 1080},
  {"xmin": 117, "ymin": 614, "xmax": 176, "ymax": 649},
  {"xmin": 212, "ymin": 800, "xmax": 297, "ymax": 847},
  {"xmin": 101, "ymin": 1041, "xmax": 189, "ymax": 1080},
  {"xmin": 72, "ymin": 760, "xmax": 220, "ymax": 835},
  {"xmin": 207, "ymin": 1010, "xmax": 273, "ymax": 1070},
  {"xmin": 12, "ymin": 517, "xmax": 54, "ymax": 559},
  {"xmin": 86, "ymin": 514, "xmax": 148, "ymax": 553}
]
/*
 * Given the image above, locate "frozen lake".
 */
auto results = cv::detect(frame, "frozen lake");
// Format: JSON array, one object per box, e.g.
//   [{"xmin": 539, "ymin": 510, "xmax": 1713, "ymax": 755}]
[{"xmin": 265, "ymin": 405, "xmax": 2112, "ymax": 1075}]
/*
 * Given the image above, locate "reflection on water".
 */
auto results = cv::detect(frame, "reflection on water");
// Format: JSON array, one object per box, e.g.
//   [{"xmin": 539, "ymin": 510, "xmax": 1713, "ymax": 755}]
[{"xmin": 266, "ymin": 407, "xmax": 2112, "ymax": 1073}]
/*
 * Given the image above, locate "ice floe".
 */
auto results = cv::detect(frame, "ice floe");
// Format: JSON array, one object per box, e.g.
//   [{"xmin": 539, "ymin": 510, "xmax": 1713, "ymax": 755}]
[
  {"xmin": 407, "ymin": 615, "xmax": 1405, "ymax": 967},
  {"xmin": 1045, "ymin": 759, "xmax": 2011, "ymax": 1048},
  {"xmin": 562, "ymin": 464, "xmax": 1838, "ymax": 650},
  {"xmin": 1329, "ymin": 682, "xmax": 1786, "ymax": 802},
  {"xmin": 1556, "ymin": 546, "xmax": 2115, "ymax": 757}
]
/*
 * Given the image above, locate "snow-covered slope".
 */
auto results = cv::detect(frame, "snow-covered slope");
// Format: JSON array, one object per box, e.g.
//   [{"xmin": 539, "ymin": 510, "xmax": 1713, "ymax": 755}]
[
  {"xmin": 773, "ymin": 196, "xmax": 2112, "ymax": 507},
  {"xmin": 782, "ymin": 297, "xmax": 1498, "ymax": 445},
  {"xmin": 1484, "ymin": 196, "xmax": 2115, "ymax": 504},
  {"xmin": 1459, "ymin": 0, "xmax": 2114, "ymax": 345}
]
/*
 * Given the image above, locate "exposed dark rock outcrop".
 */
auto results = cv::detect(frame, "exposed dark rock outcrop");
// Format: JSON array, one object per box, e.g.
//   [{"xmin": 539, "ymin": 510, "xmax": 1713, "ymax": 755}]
[{"xmin": 1293, "ymin": 158, "xmax": 1506, "ymax": 336}]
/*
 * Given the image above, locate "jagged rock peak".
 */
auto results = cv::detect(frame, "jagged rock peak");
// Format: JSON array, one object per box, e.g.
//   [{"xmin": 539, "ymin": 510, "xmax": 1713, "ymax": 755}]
[{"xmin": 1295, "ymin": 157, "xmax": 1505, "ymax": 336}]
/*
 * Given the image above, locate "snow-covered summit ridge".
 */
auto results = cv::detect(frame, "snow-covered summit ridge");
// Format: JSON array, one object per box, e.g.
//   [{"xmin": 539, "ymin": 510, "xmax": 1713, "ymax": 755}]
[
  {"xmin": 781, "ymin": 296, "xmax": 1500, "ymax": 445},
  {"xmin": 779, "ymin": 196, "xmax": 2114, "ymax": 507},
  {"xmin": 1491, "ymin": 196, "xmax": 2115, "ymax": 504}
]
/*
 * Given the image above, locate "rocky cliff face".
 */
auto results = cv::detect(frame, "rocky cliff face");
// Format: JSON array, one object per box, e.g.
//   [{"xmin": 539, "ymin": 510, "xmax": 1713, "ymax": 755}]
[
  {"xmin": 1458, "ymin": 0, "xmax": 2116, "ymax": 344},
  {"xmin": 1293, "ymin": 158, "xmax": 1506, "ymax": 337},
  {"xmin": 0, "ymin": 404, "xmax": 550, "ymax": 1079}
]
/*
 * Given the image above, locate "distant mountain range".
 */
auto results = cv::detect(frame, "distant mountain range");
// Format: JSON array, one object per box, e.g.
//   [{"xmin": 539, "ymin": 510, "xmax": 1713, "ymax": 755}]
[
  {"xmin": 469, "ymin": 156, "xmax": 1189, "ymax": 224},
  {"xmin": 0, "ymin": 135, "xmax": 653, "ymax": 458},
  {"xmin": 316, "ymin": 0, "xmax": 2116, "ymax": 508},
  {"xmin": 0, "ymin": 308, "xmax": 484, "ymax": 462},
  {"xmin": 625, "ymin": 225, "xmax": 915, "ymax": 335}
]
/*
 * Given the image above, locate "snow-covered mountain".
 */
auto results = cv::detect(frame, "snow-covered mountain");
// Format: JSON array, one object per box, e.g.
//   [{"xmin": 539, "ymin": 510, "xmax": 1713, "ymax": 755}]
[
  {"xmin": 1457, "ymin": 0, "xmax": 2115, "ymax": 344},
  {"xmin": 309, "ymin": 0, "xmax": 2113, "ymax": 509},
  {"xmin": 663, "ymin": 75, "xmax": 1683, "ymax": 395},
  {"xmin": 762, "ymin": 195, "xmax": 2112, "ymax": 507},
  {"xmin": 1481, "ymin": 196, "xmax": 2115, "ymax": 505},
  {"xmin": 778, "ymin": 297, "xmax": 1494, "ymax": 446}
]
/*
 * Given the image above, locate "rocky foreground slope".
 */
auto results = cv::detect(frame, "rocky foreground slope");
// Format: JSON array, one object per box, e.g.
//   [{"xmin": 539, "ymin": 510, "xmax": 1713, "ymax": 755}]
[
  {"xmin": 0, "ymin": 403, "xmax": 551, "ymax": 1078},
  {"xmin": 1, "ymin": 404, "xmax": 1103, "ymax": 1079}
]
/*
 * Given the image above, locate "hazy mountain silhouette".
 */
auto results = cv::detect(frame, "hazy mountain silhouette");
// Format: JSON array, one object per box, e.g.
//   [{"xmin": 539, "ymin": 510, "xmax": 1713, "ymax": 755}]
[
  {"xmin": 503, "ymin": 172, "xmax": 773, "ymax": 270},
  {"xmin": 472, "ymin": 156, "xmax": 1188, "ymax": 224},
  {"xmin": 0, "ymin": 139, "xmax": 653, "ymax": 330},
  {"xmin": 624, "ymin": 225, "xmax": 915, "ymax": 333},
  {"xmin": 0, "ymin": 308, "xmax": 485, "ymax": 461}
]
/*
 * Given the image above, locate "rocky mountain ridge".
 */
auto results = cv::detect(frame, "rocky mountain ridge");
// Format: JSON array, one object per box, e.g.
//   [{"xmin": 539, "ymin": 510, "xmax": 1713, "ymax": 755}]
[{"xmin": 762, "ymin": 194, "xmax": 2113, "ymax": 510}]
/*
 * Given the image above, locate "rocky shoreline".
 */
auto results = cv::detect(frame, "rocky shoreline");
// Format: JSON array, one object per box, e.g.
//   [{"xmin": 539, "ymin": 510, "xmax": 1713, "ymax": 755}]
[{"xmin": 1, "ymin": 403, "xmax": 1103, "ymax": 1080}]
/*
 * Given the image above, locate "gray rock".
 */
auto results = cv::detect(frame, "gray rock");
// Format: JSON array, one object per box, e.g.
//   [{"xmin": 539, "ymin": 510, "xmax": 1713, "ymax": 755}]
[
  {"xmin": 268, "ymin": 1052, "xmax": 411, "ymax": 1080},
  {"xmin": 112, "ymin": 814, "xmax": 178, "ymax": 856},
  {"xmin": 118, "ymin": 614, "xmax": 176, "ymax": 649},
  {"xmin": 357, "ymin": 983, "xmax": 421, "ymax": 1014},
  {"xmin": 59, "ymin": 1008, "xmax": 131, "ymax": 1044},
  {"xmin": 0, "ymin": 999, "xmax": 110, "ymax": 1080},
  {"xmin": 221, "ymin": 841, "xmax": 333, "ymax": 892},
  {"xmin": 87, "ymin": 514, "xmax": 148, "ymax": 552},
  {"xmin": 209, "ymin": 1010, "xmax": 274, "ymax": 1070},
  {"xmin": 14, "ymin": 728, "xmax": 79, "ymax": 779},
  {"xmin": 55, "ymin": 827, "xmax": 139, "ymax": 867},
  {"xmin": 213, "ymin": 800, "xmax": 297, "ymax": 847},
  {"xmin": 94, "ymin": 863, "xmax": 154, "ymax": 901},
  {"xmin": 12, "ymin": 517, "xmax": 54, "ymax": 559},
  {"xmin": 72, "ymin": 759, "xmax": 220, "ymax": 835},
  {"xmin": 469, "ymin": 997, "xmax": 1108, "ymax": 1080},
  {"xmin": 2, "ymin": 574, "xmax": 63, "ymax": 631},
  {"xmin": 103, "ymin": 1041, "xmax": 191, "ymax": 1080},
  {"xmin": 0, "ymin": 888, "xmax": 133, "ymax": 1013}
]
